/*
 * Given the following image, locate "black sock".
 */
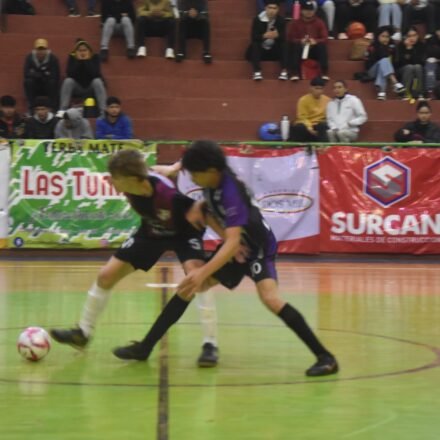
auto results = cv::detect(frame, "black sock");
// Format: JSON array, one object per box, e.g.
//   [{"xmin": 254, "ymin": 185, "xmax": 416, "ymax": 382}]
[
  {"xmin": 278, "ymin": 303, "xmax": 332, "ymax": 358},
  {"xmin": 140, "ymin": 294, "xmax": 190, "ymax": 350}
]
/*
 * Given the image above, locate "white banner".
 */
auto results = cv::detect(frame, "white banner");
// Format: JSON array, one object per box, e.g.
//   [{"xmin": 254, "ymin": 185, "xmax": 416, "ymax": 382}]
[
  {"xmin": 178, "ymin": 147, "xmax": 319, "ymax": 253},
  {"xmin": 0, "ymin": 141, "xmax": 10, "ymax": 247}
]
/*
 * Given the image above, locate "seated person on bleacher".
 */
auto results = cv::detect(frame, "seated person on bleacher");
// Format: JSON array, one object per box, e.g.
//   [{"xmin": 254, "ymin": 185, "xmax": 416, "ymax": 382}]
[
  {"xmin": 176, "ymin": 0, "xmax": 212, "ymax": 63},
  {"xmin": 55, "ymin": 107, "xmax": 94, "ymax": 139},
  {"xmin": 95, "ymin": 96, "xmax": 134, "ymax": 139},
  {"xmin": 99, "ymin": 0, "xmax": 137, "ymax": 61},
  {"xmin": 424, "ymin": 30, "xmax": 440, "ymax": 97},
  {"xmin": 326, "ymin": 79, "xmax": 367, "ymax": 142},
  {"xmin": 246, "ymin": 0, "xmax": 288, "ymax": 81},
  {"xmin": 334, "ymin": 0, "xmax": 377, "ymax": 40},
  {"xmin": 377, "ymin": 0, "xmax": 403, "ymax": 42},
  {"xmin": 135, "ymin": 0, "xmax": 177, "ymax": 59},
  {"xmin": 402, "ymin": 0, "xmax": 435, "ymax": 39},
  {"xmin": 286, "ymin": 1, "xmax": 329, "ymax": 81},
  {"xmin": 59, "ymin": 38, "xmax": 107, "ymax": 116},
  {"xmin": 24, "ymin": 97, "xmax": 59, "ymax": 139},
  {"xmin": 65, "ymin": 0, "xmax": 100, "ymax": 17},
  {"xmin": 0, "ymin": 95, "xmax": 26, "ymax": 139},
  {"xmin": 394, "ymin": 101, "xmax": 440, "ymax": 142}
]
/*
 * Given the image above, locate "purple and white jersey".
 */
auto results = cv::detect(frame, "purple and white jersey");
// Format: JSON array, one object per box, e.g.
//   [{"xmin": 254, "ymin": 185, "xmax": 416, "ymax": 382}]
[
  {"xmin": 125, "ymin": 172, "xmax": 196, "ymax": 238},
  {"xmin": 203, "ymin": 169, "xmax": 277, "ymax": 259}
]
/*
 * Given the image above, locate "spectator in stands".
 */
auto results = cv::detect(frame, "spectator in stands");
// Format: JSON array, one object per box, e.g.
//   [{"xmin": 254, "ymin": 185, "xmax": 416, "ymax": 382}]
[
  {"xmin": 55, "ymin": 107, "xmax": 94, "ymax": 139},
  {"xmin": 286, "ymin": 1, "xmax": 329, "ymax": 81},
  {"xmin": 176, "ymin": 0, "xmax": 212, "ymax": 63},
  {"xmin": 135, "ymin": 0, "xmax": 177, "ymax": 59},
  {"xmin": 394, "ymin": 101, "xmax": 440, "ymax": 142},
  {"xmin": 335, "ymin": 0, "xmax": 377, "ymax": 40},
  {"xmin": 5, "ymin": 0, "xmax": 35, "ymax": 14},
  {"xmin": 95, "ymin": 96, "xmax": 133, "ymax": 139},
  {"xmin": 364, "ymin": 26, "xmax": 405, "ymax": 99},
  {"xmin": 326, "ymin": 79, "xmax": 367, "ymax": 142},
  {"xmin": 246, "ymin": 0, "xmax": 288, "ymax": 80},
  {"xmin": 60, "ymin": 38, "xmax": 107, "ymax": 116},
  {"xmin": 377, "ymin": 0, "xmax": 402, "ymax": 41},
  {"xmin": 394, "ymin": 27, "xmax": 425, "ymax": 100},
  {"xmin": 0, "ymin": 95, "xmax": 26, "ymax": 139},
  {"xmin": 424, "ymin": 30, "xmax": 440, "ymax": 98},
  {"xmin": 65, "ymin": 0, "xmax": 100, "ymax": 17},
  {"xmin": 100, "ymin": 0, "xmax": 136, "ymax": 61},
  {"xmin": 289, "ymin": 76, "xmax": 330, "ymax": 141},
  {"xmin": 23, "ymin": 38, "xmax": 60, "ymax": 113},
  {"xmin": 24, "ymin": 96, "xmax": 59, "ymax": 139},
  {"xmin": 401, "ymin": 0, "xmax": 435, "ymax": 40}
]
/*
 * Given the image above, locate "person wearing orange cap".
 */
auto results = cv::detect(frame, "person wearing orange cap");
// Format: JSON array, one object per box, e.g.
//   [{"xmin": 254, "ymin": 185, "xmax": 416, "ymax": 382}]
[{"xmin": 23, "ymin": 38, "xmax": 60, "ymax": 113}]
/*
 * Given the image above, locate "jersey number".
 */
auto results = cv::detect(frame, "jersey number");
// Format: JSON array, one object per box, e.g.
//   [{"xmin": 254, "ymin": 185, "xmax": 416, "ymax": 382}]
[{"xmin": 188, "ymin": 238, "xmax": 202, "ymax": 250}]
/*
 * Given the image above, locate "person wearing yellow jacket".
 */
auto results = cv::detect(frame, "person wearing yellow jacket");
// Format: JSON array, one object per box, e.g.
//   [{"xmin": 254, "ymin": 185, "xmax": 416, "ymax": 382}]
[{"xmin": 135, "ymin": 0, "xmax": 177, "ymax": 58}]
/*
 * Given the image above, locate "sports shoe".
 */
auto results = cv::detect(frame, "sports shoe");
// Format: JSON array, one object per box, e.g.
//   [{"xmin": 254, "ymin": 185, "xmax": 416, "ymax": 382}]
[
  {"xmin": 165, "ymin": 48, "xmax": 175, "ymax": 59},
  {"xmin": 337, "ymin": 32, "xmax": 348, "ymax": 40},
  {"xmin": 425, "ymin": 34, "xmax": 433, "ymax": 40},
  {"xmin": 202, "ymin": 52, "xmax": 212, "ymax": 64},
  {"xmin": 99, "ymin": 49, "xmax": 108, "ymax": 62},
  {"xmin": 365, "ymin": 32, "xmax": 374, "ymax": 40},
  {"xmin": 126, "ymin": 47, "xmax": 136, "ymax": 59},
  {"xmin": 290, "ymin": 75, "xmax": 300, "ymax": 81},
  {"xmin": 393, "ymin": 82, "xmax": 405, "ymax": 94},
  {"xmin": 136, "ymin": 46, "xmax": 147, "ymax": 57},
  {"xmin": 68, "ymin": 8, "xmax": 80, "ymax": 17},
  {"xmin": 391, "ymin": 31, "xmax": 402, "ymax": 41},
  {"xmin": 197, "ymin": 342, "xmax": 218, "ymax": 368},
  {"xmin": 86, "ymin": 10, "xmax": 101, "ymax": 17},
  {"xmin": 305, "ymin": 354, "xmax": 339, "ymax": 377},
  {"xmin": 253, "ymin": 71, "xmax": 263, "ymax": 81},
  {"xmin": 278, "ymin": 71, "xmax": 288, "ymax": 80},
  {"xmin": 377, "ymin": 91, "xmax": 386, "ymax": 100},
  {"xmin": 176, "ymin": 52, "xmax": 185, "ymax": 63},
  {"xmin": 50, "ymin": 327, "xmax": 89, "ymax": 350},
  {"xmin": 322, "ymin": 75, "xmax": 330, "ymax": 81},
  {"xmin": 112, "ymin": 341, "xmax": 151, "ymax": 361}
]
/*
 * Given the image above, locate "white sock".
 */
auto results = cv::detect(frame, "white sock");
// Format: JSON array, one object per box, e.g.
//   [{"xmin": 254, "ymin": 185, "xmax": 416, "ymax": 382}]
[
  {"xmin": 78, "ymin": 282, "xmax": 111, "ymax": 337},
  {"xmin": 196, "ymin": 290, "xmax": 218, "ymax": 347}
]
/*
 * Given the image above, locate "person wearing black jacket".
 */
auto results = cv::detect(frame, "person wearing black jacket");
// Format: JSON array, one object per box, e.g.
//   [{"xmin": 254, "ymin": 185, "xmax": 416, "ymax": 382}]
[
  {"xmin": 393, "ymin": 27, "xmax": 425, "ymax": 100},
  {"xmin": 23, "ymin": 38, "xmax": 60, "ymax": 112},
  {"xmin": 0, "ymin": 95, "xmax": 26, "ymax": 139},
  {"xmin": 24, "ymin": 97, "xmax": 59, "ymax": 139},
  {"xmin": 175, "ymin": 0, "xmax": 212, "ymax": 63},
  {"xmin": 245, "ymin": 0, "xmax": 288, "ymax": 80},
  {"xmin": 394, "ymin": 101, "xmax": 440, "ymax": 143},
  {"xmin": 59, "ymin": 39, "xmax": 107, "ymax": 115},
  {"xmin": 100, "ymin": 0, "xmax": 136, "ymax": 61}
]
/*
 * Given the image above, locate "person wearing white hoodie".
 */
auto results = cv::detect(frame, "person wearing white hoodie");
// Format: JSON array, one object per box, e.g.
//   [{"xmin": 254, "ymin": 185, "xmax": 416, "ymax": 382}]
[
  {"xmin": 326, "ymin": 80, "xmax": 367, "ymax": 142},
  {"xmin": 54, "ymin": 107, "xmax": 94, "ymax": 139}
]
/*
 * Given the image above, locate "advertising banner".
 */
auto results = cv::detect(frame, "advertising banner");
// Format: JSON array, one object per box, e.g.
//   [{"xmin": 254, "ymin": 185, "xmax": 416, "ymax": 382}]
[
  {"xmin": 0, "ymin": 141, "xmax": 10, "ymax": 248},
  {"xmin": 178, "ymin": 146, "xmax": 320, "ymax": 254},
  {"xmin": 320, "ymin": 146, "xmax": 440, "ymax": 254},
  {"xmin": 8, "ymin": 139, "xmax": 156, "ymax": 249}
]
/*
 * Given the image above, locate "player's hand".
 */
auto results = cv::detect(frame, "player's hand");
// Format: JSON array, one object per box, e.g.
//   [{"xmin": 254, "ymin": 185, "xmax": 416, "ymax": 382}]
[
  {"xmin": 234, "ymin": 244, "xmax": 249, "ymax": 263},
  {"xmin": 150, "ymin": 163, "xmax": 180, "ymax": 178},
  {"xmin": 185, "ymin": 201, "xmax": 207, "ymax": 231},
  {"xmin": 178, "ymin": 269, "xmax": 206, "ymax": 297}
]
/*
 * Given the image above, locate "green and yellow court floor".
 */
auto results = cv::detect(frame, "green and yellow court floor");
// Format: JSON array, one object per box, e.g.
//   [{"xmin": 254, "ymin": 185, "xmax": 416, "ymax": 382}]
[{"xmin": 1, "ymin": 259, "xmax": 440, "ymax": 440}]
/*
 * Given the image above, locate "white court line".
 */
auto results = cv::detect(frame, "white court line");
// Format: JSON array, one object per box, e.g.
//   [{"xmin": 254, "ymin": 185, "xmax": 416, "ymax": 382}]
[{"xmin": 145, "ymin": 283, "xmax": 178, "ymax": 289}]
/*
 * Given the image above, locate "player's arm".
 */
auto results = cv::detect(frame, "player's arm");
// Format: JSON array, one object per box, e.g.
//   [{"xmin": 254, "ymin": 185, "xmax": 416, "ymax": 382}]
[{"xmin": 150, "ymin": 161, "xmax": 181, "ymax": 179}]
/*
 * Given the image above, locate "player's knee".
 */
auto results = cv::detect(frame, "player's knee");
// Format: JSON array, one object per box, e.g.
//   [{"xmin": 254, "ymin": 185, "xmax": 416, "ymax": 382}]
[
  {"xmin": 96, "ymin": 269, "xmax": 116, "ymax": 290},
  {"xmin": 260, "ymin": 293, "xmax": 284, "ymax": 314}
]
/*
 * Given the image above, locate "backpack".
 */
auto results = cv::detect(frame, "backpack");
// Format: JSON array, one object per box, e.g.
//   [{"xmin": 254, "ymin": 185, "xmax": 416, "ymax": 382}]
[{"xmin": 349, "ymin": 38, "xmax": 370, "ymax": 61}]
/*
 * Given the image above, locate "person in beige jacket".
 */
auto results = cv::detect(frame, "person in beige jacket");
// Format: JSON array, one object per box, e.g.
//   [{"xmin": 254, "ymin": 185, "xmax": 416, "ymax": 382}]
[{"xmin": 135, "ymin": 0, "xmax": 177, "ymax": 58}]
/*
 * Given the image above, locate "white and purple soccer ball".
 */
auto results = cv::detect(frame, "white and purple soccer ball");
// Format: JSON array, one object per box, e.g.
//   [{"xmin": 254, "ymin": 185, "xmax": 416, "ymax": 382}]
[{"xmin": 17, "ymin": 327, "xmax": 51, "ymax": 362}]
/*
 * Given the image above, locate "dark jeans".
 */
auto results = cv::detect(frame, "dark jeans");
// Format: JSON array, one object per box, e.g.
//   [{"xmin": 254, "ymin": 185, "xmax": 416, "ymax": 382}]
[
  {"xmin": 245, "ymin": 41, "xmax": 287, "ymax": 72},
  {"xmin": 24, "ymin": 78, "xmax": 59, "ymax": 111},
  {"xmin": 334, "ymin": 2, "xmax": 377, "ymax": 33},
  {"xmin": 289, "ymin": 122, "xmax": 329, "ymax": 142},
  {"xmin": 178, "ymin": 17, "xmax": 210, "ymax": 54},
  {"xmin": 287, "ymin": 42, "xmax": 328, "ymax": 76},
  {"xmin": 402, "ymin": 4, "xmax": 436, "ymax": 34},
  {"xmin": 136, "ymin": 16, "xmax": 176, "ymax": 48}
]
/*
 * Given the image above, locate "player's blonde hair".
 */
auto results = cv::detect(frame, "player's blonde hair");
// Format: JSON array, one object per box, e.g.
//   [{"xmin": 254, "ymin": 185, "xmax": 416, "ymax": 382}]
[{"xmin": 107, "ymin": 149, "xmax": 148, "ymax": 179}]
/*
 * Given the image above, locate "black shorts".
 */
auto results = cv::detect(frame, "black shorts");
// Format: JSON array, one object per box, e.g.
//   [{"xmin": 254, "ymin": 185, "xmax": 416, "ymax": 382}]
[
  {"xmin": 212, "ymin": 255, "xmax": 278, "ymax": 290},
  {"xmin": 114, "ymin": 230, "xmax": 204, "ymax": 271}
]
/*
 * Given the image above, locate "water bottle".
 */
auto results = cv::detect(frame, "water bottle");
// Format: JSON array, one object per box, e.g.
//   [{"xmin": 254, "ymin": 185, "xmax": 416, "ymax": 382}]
[
  {"xmin": 280, "ymin": 115, "xmax": 290, "ymax": 141},
  {"xmin": 293, "ymin": 0, "xmax": 300, "ymax": 20}
]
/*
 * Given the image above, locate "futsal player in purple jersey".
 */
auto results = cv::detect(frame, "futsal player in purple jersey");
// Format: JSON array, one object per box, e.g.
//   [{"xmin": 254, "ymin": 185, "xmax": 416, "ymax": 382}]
[
  {"xmin": 113, "ymin": 141, "xmax": 339, "ymax": 377},
  {"xmin": 50, "ymin": 148, "xmax": 219, "ymax": 367}
]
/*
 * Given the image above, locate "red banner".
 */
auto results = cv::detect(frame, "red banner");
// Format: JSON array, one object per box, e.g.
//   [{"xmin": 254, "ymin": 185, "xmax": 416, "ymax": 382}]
[{"xmin": 320, "ymin": 147, "xmax": 440, "ymax": 254}]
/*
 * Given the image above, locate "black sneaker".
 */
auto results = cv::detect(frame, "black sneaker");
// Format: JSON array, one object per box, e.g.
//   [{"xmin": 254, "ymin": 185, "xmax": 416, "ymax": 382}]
[
  {"xmin": 99, "ymin": 49, "xmax": 109, "ymax": 62},
  {"xmin": 50, "ymin": 327, "xmax": 89, "ymax": 350},
  {"xmin": 305, "ymin": 355, "xmax": 339, "ymax": 377},
  {"xmin": 112, "ymin": 341, "xmax": 151, "ymax": 361},
  {"xmin": 68, "ymin": 8, "xmax": 80, "ymax": 17},
  {"xmin": 175, "ymin": 53, "xmax": 185, "ymax": 63},
  {"xmin": 202, "ymin": 52, "xmax": 212, "ymax": 64},
  {"xmin": 197, "ymin": 342, "xmax": 218, "ymax": 367},
  {"xmin": 126, "ymin": 48, "xmax": 136, "ymax": 59}
]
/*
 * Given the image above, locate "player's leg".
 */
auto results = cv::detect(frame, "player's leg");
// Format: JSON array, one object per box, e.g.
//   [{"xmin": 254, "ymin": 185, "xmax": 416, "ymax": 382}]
[
  {"xmin": 50, "ymin": 256, "xmax": 135, "ymax": 349},
  {"xmin": 252, "ymin": 260, "xmax": 339, "ymax": 377}
]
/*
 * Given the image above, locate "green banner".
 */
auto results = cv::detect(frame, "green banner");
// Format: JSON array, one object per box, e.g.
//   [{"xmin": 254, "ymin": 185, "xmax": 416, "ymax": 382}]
[{"xmin": 9, "ymin": 139, "xmax": 156, "ymax": 248}]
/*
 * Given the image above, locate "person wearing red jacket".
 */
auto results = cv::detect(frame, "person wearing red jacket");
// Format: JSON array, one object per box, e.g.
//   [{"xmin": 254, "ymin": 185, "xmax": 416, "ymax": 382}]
[{"xmin": 286, "ymin": 1, "xmax": 329, "ymax": 81}]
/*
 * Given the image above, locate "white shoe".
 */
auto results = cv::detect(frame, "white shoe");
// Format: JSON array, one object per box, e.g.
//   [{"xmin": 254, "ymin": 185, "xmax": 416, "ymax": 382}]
[
  {"xmin": 165, "ymin": 48, "xmax": 175, "ymax": 59},
  {"xmin": 365, "ymin": 32, "xmax": 374, "ymax": 40},
  {"xmin": 393, "ymin": 82, "xmax": 405, "ymax": 94},
  {"xmin": 253, "ymin": 71, "xmax": 263, "ymax": 81},
  {"xmin": 55, "ymin": 110, "xmax": 65, "ymax": 118},
  {"xmin": 136, "ymin": 46, "xmax": 147, "ymax": 57},
  {"xmin": 377, "ymin": 92, "xmax": 386, "ymax": 100},
  {"xmin": 391, "ymin": 32, "xmax": 402, "ymax": 41},
  {"xmin": 278, "ymin": 71, "xmax": 288, "ymax": 80},
  {"xmin": 338, "ymin": 32, "xmax": 348, "ymax": 40}
]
